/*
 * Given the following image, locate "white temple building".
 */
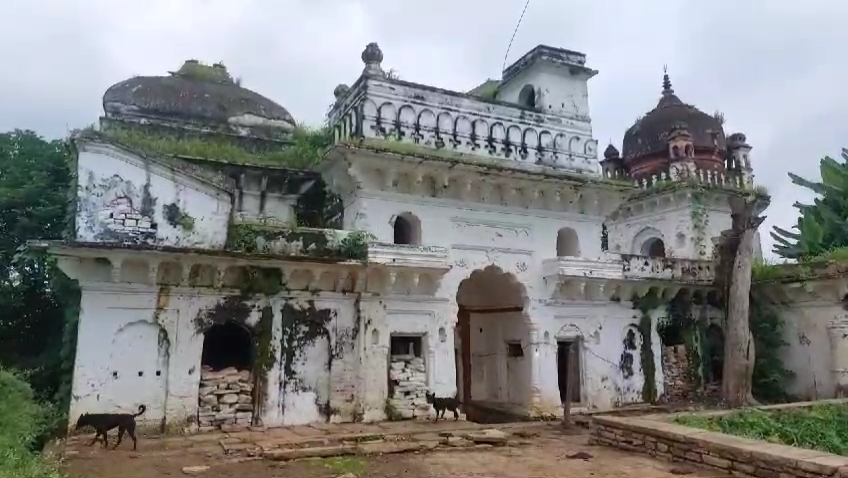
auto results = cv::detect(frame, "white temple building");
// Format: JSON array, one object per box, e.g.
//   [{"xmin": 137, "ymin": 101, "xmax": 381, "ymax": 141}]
[{"xmin": 33, "ymin": 43, "xmax": 763, "ymax": 432}]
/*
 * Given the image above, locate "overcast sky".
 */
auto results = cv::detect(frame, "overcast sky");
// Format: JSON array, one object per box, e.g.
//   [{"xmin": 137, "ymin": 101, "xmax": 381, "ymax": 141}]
[{"xmin": 2, "ymin": 0, "xmax": 846, "ymax": 259}]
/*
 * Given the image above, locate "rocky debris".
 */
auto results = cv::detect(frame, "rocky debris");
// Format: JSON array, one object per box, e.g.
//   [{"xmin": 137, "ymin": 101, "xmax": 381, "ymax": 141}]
[
  {"xmin": 388, "ymin": 354, "xmax": 428, "ymax": 419},
  {"xmin": 566, "ymin": 451, "xmax": 593, "ymax": 460},
  {"xmin": 181, "ymin": 465, "xmax": 210, "ymax": 475},
  {"xmin": 662, "ymin": 345, "xmax": 694, "ymax": 402},
  {"xmin": 465, "ymin": 429, "xmax": 509, "ymax": 445},
  {"xmin": 669, "ymin": 465, "xmax": 695, "ymax": 475},
  {"xmin": 336, "ymin": 474, "xmax": 357, "ymax": 478},
  {"xmin": 441, "ymin": 436, "xmax": 472, "ymax": 447},
  {"xmin": 197, "ymin": 366, "xmax": 254, "ymax": 429}
]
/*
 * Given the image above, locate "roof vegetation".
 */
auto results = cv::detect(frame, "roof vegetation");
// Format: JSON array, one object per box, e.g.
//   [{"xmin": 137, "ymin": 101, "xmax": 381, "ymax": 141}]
[
  {"xmin": 173, "ymin": 59, "xmax": 236, "ymax": 84},
  {"xmin": 90, "ymin": 123, "xmax": 333, "ymax": 169}
]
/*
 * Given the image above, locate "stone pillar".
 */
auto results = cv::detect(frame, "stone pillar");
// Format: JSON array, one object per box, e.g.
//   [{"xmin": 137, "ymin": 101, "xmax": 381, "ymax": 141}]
[
  {"xmin": 828, "ymin": 316, "xmax": 848, "ymax": 397},
  {"xmin": 529, "ymin": 324, "xmax": 542, "ymax": 411}
]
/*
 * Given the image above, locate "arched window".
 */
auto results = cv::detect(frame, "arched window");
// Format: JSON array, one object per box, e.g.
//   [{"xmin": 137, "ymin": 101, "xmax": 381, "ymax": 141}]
[
  {"xmin": 685, "ymin": 144, "xmax": 694, "ymax": 157},
  {"xmin": 518, "ymin": 84, "xmax": 537, "ymax": 109},
  {"xmin": 556, "ymin": 227, "xmax": 580, "ymax": 257},
  {"xmin": 671, "ymin": 145, "xmax": 680, "ymax": 158},
  {"xmin": 641, "ymin": 238, "xmax": 666, "ymax": 258},
  {"xmin": 393, "ymin": 212, "xmax": 422, "ymax": 245}
]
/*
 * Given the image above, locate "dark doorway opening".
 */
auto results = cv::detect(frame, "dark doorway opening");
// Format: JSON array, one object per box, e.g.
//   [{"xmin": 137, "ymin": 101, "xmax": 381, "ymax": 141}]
[
  {"xmin": 557, "ymin": 340, "xmax": 581, "ymax": 404},
  {"xmin": 201, "ymin": 321, "xmax": 254, "ymax": 371}
]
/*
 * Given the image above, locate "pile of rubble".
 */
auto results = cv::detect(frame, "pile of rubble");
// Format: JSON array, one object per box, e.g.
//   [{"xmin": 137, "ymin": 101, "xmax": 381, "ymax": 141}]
[
  {"xmin": 661, "ymin": 345, "xmax": 694, "ymax": 402},
  {"xmin": 197, "ymin": 366, "xmax": 254, "ymax": 430},
  {"xmin": 388, "ymin": 354, "xmax": 429, "ymax": 419}
]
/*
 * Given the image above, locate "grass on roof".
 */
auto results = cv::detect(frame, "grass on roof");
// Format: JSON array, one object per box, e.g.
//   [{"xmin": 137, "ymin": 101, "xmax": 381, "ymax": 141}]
[{"xmin": 98, "ymin": 124, "xmax": 333, "ymax": 169}]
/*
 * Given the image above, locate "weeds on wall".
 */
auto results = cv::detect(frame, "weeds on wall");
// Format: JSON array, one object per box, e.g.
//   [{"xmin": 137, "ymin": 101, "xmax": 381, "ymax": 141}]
[
  {"xmin": 690, "ymin": 190, "xmax": 709, "ymax": 258},
  {"xmin": 97, "ymin": 124, "xmax": 333, "ymax": 169},
  {"xmin": 749, "ymin": 296, "xmax": 795, "ymax": 403}
]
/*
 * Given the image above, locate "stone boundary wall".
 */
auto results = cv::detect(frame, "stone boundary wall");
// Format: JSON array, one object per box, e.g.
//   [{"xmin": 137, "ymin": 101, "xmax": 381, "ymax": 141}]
[{"xmin": 590, "ymin": 414, "xmax": 848, "ymax": 478}]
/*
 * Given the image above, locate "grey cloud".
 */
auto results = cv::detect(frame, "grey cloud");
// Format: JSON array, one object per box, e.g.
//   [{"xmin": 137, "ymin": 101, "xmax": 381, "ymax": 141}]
[{"xmin": 1, "ymin": 0, "xmax": 846, "ymax": 258}]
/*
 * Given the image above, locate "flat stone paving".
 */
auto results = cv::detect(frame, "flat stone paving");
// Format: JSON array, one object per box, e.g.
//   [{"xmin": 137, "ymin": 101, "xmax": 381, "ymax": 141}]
[
  {"xmin": 63, "ymin": 419, "xmax": 542, "ymax": 458},
  {"xmin": 61, "ymin": 424, "xmax": 734, "ymax": 478}
]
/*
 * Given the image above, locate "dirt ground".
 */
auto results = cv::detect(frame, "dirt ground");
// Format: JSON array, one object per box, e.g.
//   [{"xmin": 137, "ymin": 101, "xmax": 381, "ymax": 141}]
[{"xmin": 61, "ymin": 428, "xmax": 733, "ymax": 478}]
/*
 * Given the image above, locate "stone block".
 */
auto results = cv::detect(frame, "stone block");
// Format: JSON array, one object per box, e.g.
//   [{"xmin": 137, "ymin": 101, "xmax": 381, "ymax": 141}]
[
  {"xmin": 200, "ymin": 395, "xmax": 218, "ymax": 406},
  {"xmin": 701, "ymin": 454, "xmax": 732, "ymax": 469},
  {"xmin": 220, "ymin": 394, "xmax": 239, "ymax": 405}
]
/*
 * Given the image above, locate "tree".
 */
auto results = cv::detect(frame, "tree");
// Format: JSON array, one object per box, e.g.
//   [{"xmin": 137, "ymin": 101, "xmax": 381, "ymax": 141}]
[
  {"xmin": 715, "ymin": 193, "xmax": 768, "ymax": 406},
  {"xmin": 0, "ymin": 130, "xmax": 76, "ymax": 400},
  {"xmin": 771, "ymin": 148, "xmax": 848, "ymax": 259}
]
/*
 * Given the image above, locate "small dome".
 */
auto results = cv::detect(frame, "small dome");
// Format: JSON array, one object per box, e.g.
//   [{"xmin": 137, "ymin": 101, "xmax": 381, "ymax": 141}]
[
  {"xmin": 603, "ymin": 143, "xmax": 620, "ymax": 160},
  {"xmin": 103, "ymin": 60, "xmax": 296, "ymax": 134},
  {"xmin": 622, "ymin": 72, "xmax": 725, "ymax": 161}
]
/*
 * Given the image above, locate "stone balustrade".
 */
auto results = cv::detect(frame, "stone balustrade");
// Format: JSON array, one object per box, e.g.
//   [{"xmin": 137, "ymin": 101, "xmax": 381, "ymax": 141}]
[
  {"xmin": 621, "ymin": 254, "xmax": 714, "ymax": 284},
  {"xmin": 542, "ymin": 253, "xmax": 714, "ymax": 285},
  {"xmin": 329, "ymin": 76, "xmax": 600, "ymax": 175},
  {"xmin": 366, "ymin": 242, "xmax": 451, "ymax": 270}
]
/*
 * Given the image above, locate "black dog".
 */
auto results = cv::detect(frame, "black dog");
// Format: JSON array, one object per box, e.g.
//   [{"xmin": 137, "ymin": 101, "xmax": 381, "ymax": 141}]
[
  {"xmin": 425, "ymin": 392, "xmax": 461, "ymax": 421},
  {"xmin": 75, "ymin": 405, "xmax": 146, "ymax": 450}
]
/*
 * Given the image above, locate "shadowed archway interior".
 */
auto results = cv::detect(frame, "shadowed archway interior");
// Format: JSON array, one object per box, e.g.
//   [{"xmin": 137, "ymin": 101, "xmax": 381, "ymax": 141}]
[{"xmin": 455, "ymin": 265, "xmax": 530, "ymax": 421}]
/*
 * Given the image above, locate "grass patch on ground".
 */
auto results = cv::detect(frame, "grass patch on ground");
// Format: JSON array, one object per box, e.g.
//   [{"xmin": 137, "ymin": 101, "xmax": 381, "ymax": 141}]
[
  {"xmin": 0, "ymin": 369, "xmax": 66, "ymax": 478},
  {"xmin": 319, "ymin": 456, "xmax": 368, "ymax": 476},
  {"xmin": 675, "ymin": 404, "xmax": 848, "ymax": 456}
]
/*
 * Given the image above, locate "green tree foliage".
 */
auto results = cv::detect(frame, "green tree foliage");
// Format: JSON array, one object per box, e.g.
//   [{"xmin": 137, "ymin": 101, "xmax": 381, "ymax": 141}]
[
  {"xmin": 0, "ymin": 130, "xmax": 77, "ymax": 402},
  {"xmin": 771, "ymin": 148, "xmax": 848, "ymax": 259}
]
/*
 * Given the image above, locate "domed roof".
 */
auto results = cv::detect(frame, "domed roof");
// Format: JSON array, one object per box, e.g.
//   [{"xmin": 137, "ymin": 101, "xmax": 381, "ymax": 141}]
[
  {"xmin": 102, "ymin": 60, "xmax": 295, "ymax": 132},
  {"xmin": 622, "ymin": 72, "xmax": 725, "ymax": 161}
]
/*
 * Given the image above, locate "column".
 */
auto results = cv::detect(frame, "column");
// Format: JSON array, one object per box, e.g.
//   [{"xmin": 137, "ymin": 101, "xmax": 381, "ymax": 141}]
[
  {"xmin": 529, "ymin": 323, "xmax": 542, "ymax": 411},
  {"xmin": 828, "ymin": 315, "xmax": 848, "ymax": 396}
]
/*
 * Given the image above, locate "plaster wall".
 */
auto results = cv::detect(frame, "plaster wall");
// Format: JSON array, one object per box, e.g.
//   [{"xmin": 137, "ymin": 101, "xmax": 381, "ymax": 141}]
[
  {"xmin": 357, "ymin": 296, "xmax": 453, "ymax": 421},
  {"xmin": 343, "ymin": 192, "xmax": 668, "ymax": 412},
  {"xmin": 345, "ymin": 192, "xmax": 605, "ymax": 261},
  {"xmin": 776, "ymin": 300, "xmax": 842, "ymax": 400},
  {"xmin": 530, "ymin": 302, "xmax": 664, "ymax": 413},
  {"xmin": 607, "ymin": 204, "xmax": 732, "ymax": 260},
  {"xmin": 68, "ymin": 283, "xmax": 360, "ymax": 430},
  {"xmin": 75, "ymin": 143, "xmax": 231, "ymax": 249},
  {"xmin": 497, "ymin": 61, "xmax": 592, "ymax": 123}
]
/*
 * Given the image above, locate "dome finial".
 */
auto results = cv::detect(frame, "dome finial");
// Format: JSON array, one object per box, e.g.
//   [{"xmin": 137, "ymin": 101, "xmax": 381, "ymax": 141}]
[
  {"xmin": 361, "ymin": 42, "xmax": 385, "ymax": 78},
  {"xmin": 662, "ymin": 64, "xmax": 674, "ymax": 96}
]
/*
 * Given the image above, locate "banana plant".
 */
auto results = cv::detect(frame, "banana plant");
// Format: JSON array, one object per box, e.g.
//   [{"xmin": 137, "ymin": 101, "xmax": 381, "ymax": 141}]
[{"xmin": 771, "ymin": 148, "xmax": 848, "ymax": 259}]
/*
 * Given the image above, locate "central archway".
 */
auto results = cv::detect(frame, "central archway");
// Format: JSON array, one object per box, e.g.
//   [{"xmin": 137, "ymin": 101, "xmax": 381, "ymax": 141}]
[{"xmin": 455, "ymin": 265, "xmax": 530, "ymax": 422}]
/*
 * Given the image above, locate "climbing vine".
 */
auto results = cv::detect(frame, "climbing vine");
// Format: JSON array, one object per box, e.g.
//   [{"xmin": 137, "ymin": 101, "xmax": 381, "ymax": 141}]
[
  {"xmin": 690, "ymin": 190, "xmax": 710, "ymax": 258},
  {"xmin": 632, "ymin": 290, "xmax": 663, "ymax": 402}
]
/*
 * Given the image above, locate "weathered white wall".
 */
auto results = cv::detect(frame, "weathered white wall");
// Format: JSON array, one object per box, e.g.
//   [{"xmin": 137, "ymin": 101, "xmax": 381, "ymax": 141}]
[
  {"xmin": 531, "ymin": 302, "xmax": 664, "ymax": 413},
  {"xmin": 497, "ymin": 61, "xmax": 592, "ymax": 122},
  {"xmin": 75, "ymin": 142, "xmax": 231, "ymax": 249},
  {"xmin": 776, "ymin": 299, "xmax": 842, "ymax": 400},
  {"xmin": 346, "ymin": 193, "xmax": 605, "ymax": 260},
  {"xmin": 341, "ymin": 189, "xmax": 670, "ymax": 412},
  {"xmin": 607, "ymin": 203, "xmax": 733, "ymax": 260},
  {"xmin": 69, "ymin": 282, "xmax": 360, "ymax": 430}
]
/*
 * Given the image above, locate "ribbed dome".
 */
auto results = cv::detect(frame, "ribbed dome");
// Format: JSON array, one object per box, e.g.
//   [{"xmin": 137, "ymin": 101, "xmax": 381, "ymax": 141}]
[
  {"xmin": 102, "ymin": 60, "xmax": 295, "ymax": 133},
  {"xmin": 622, "ymin": 73, "xmax": 725, "ymax": 161}
]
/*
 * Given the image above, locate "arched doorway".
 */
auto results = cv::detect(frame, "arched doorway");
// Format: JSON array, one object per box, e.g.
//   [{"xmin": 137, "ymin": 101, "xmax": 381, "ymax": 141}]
[
  {"xmin": 455, "ymin": 265, "xmax": 530, "ymax": 421},
  {"xmin": 197, "ymin": 321, "xmax": 256, "ymax": 429},
  {"xmin": 642, "ymin": 238, "xmax": 666, "ymax": 258}
]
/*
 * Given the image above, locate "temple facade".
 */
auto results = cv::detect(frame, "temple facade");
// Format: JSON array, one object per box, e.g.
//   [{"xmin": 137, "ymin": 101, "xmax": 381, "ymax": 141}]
[{"xmin": 35, "ymin": 43, "xmax": 764, "ymax": 433}]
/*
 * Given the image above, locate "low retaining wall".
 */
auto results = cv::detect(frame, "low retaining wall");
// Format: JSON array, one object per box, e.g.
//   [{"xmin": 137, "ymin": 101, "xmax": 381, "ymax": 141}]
[{"xmin": 591, "ymin": 415, "xmax": 848, "ymax": 478}]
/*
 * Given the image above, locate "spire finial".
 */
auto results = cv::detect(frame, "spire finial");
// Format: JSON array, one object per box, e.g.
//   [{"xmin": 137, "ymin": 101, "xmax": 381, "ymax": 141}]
[{"xmin": 662, "ymin": 64, "xmax": 674, "ymax": 95}]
